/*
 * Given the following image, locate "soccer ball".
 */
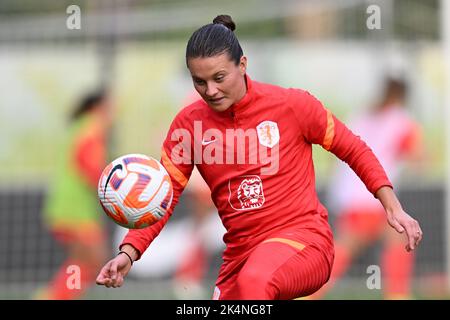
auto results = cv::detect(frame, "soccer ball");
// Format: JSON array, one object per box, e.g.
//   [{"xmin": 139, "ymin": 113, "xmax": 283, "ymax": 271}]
[{"xmin": 98, "ymin": 154, "xmax": 173, "ymax": 229}]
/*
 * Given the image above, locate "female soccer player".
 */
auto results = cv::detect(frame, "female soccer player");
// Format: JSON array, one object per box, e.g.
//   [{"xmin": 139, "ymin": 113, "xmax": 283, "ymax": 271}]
[
  {"xmin": 96, "ymin": 15, "xmax": 423, "ymax": 300},
  {"xmin": 36, "ymin": 90, "xmax": 113, "ymax": 299}
]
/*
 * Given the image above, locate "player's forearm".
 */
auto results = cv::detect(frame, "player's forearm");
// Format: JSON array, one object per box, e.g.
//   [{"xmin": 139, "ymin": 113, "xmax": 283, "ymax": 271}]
[{"xmin": 375, "ymin": 186, "xmax": 403, "ymax": 213}]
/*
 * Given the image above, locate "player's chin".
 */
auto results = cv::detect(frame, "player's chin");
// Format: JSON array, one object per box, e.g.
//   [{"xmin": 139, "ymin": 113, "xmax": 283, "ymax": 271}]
[{"xmin": 206, "ymin": 99, "xmax": 231, "ymax": 112}]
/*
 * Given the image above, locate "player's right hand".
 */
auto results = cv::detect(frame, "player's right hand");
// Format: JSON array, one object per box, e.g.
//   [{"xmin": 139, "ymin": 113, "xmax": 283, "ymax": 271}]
[{"xmin": 96, "ymin": 254, "xmax": 132, "ymax": 288}]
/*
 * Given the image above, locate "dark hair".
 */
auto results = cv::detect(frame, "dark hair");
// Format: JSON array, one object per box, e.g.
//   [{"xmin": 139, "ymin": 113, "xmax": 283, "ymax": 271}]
[
  {"xmin": 383, "ymin": 77, "xmax": 407, "ymax": 102},
  {"xmin": 70, "ymin": 88, "xmax": 108, "ymax": 122},
  {"xmin": 186, "ymin": 15, "xmax": 243, "ymax": 65}
]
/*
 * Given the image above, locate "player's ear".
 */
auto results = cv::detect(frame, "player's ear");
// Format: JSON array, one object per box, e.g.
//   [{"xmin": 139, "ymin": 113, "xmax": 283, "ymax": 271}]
[{"xmin": 239, "ymin": 56, "xmax": 247, "ymax": 75}]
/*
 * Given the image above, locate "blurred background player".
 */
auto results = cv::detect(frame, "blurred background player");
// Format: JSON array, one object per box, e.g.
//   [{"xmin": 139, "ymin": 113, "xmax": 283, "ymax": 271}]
[
  {"xmin": 312, "ymin": 77, "xmax": 424, "ymax": 299},
  {"xmin": 34, "ymin": 89, "xmax": 114, "ymax": 299}
]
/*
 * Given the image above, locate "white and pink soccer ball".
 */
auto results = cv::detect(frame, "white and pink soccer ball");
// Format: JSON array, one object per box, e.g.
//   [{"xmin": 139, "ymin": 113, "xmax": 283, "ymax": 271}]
[{"xmin": 98, "ymin": 154, "xmax": 173, "ymax": 229}]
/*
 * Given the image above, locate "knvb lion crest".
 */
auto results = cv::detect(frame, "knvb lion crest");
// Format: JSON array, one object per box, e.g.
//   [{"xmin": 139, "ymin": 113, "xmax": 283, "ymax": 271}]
[
  {"xmin": 228, "ymin": 175, "xmax": 265, "ymax": 211},
  {"xmin": 257, "ymin": 120, "xmax": 279, "ymax": 148}
]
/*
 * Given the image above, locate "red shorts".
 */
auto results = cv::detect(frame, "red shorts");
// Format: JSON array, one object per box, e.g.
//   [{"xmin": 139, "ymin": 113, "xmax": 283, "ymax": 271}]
[
  {"xmin": 213, "ymin": 228, "xmax": 334, "ymax": 300},
  {"xmin": 336, "ymin": 207, "xmax": 387, "ymax": 242}
]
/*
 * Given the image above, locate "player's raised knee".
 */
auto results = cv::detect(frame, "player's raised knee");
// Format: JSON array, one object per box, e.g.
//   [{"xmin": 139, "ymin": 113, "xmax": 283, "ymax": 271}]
[{"xmin": 235, "ymin": 267, "xmax": 278, "ymax": 299}]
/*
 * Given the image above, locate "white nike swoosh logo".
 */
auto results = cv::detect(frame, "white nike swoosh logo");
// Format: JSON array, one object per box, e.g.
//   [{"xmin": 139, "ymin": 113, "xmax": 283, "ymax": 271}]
[{"xmin": 202, "ymin": 139, "xmax": 216, "ymax": 146}]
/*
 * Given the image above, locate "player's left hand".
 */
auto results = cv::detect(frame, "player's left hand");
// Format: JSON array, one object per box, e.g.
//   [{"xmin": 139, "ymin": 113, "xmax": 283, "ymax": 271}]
[{"xmin": 386, "ymin": 208, "xmax": 423, "ymax": 252}]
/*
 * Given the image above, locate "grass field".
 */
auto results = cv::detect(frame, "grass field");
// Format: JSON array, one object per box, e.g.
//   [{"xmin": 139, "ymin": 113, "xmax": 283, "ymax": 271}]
[{"xmin": 1, "ymin": 277, "xmax": 449, "ymax": 300}]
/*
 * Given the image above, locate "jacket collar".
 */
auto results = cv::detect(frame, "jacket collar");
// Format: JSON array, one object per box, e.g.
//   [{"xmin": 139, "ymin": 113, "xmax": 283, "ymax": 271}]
[{"xmin": 229, "ymin": 74, "xmax": 253, "ymax": 114}]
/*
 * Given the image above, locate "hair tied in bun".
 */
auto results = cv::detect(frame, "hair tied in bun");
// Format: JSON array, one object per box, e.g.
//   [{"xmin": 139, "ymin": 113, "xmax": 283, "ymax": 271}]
[{"xmin": 213, "ymin": 15, "xmax": 236, "ymax": 31}]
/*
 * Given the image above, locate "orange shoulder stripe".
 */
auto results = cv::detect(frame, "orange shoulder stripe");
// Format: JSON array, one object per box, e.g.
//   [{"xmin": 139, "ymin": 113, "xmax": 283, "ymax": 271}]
[{"xmin": 322, "ymin": 109, "xmax": 335, "ymax": 150}]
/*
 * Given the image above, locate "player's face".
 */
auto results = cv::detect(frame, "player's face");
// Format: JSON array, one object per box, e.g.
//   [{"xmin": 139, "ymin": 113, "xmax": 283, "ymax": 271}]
[
  {"xmin": 98, "ymin": 96, "xmax": 116, "ymax": 129},
  {"xmin": 187, "ymin": 53, "xmax": 247, "ymax": 112}
]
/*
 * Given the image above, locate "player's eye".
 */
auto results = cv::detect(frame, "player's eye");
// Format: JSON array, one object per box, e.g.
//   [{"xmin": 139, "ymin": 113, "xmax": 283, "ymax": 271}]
[
  {"xmin": 193, "ymin": 78, "xmax": 205, "ymax": 85},
  {"xmin": 215, "ymin": 75, "xmax": 225, "ymax": 82}
]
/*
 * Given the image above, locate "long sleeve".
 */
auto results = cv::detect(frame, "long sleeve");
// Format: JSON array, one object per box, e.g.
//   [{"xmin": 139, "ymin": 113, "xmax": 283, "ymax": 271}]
[
  {"xmin": 119, "ymin": 111, "xmax": 194, "ymax": 260},
  {"xmin": 294, "ymin": 89, "xmax": 393, "ymax": 195}
]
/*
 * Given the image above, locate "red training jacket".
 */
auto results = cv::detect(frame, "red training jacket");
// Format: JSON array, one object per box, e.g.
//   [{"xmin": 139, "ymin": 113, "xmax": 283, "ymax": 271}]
[{"xmin": 121, "ymin": 75, "xmax": 392, "ymax": 282}]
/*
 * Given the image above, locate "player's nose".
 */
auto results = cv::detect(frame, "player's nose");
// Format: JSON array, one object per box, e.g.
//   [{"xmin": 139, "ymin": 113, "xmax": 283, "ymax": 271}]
[{"xmin": 205, "ymin": 82, "xmax": 219, "ymax": 97}]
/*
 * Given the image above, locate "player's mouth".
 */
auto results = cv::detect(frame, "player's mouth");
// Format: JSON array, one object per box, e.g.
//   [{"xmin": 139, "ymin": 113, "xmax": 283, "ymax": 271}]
[{"xmin": 208, "ymin": 97, "xmax": 225, "ymax": 104}]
